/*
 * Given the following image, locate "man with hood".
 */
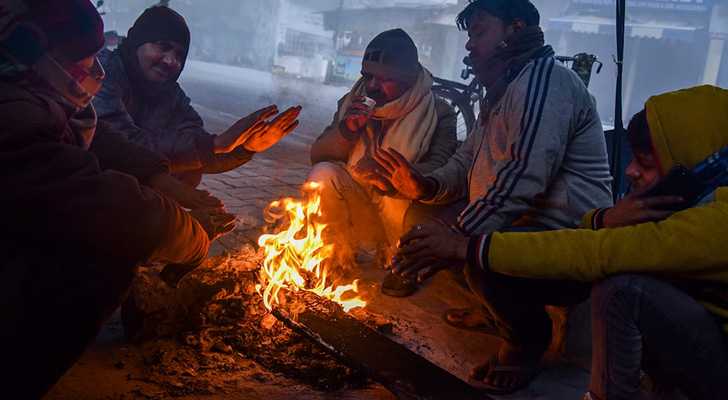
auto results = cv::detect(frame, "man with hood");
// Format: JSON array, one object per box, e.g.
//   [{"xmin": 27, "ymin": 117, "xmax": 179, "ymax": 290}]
[
  {"xmin": 379, "ymin": 0, "xmax": 613, "ymax": 393},
  {"xmin": 0, "ymin": 0, "xmax": 222, "ymax": 396},
  {"xmin": 308, "ymin": 28, "xmax": 458, "ymax": 278},
  {"xmin": 399, "ymin": 85, "xmax": 728, "ymax": 398},
  {"xmin": 94, "ymin": 6, "xmax": 301, "ymax": 188}
]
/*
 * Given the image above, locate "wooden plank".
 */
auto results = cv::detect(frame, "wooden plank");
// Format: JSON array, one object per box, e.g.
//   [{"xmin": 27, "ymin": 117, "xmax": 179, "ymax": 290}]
[{"xmin": 272, "ymin": 293, "xmax": 491, "ymax": 400}]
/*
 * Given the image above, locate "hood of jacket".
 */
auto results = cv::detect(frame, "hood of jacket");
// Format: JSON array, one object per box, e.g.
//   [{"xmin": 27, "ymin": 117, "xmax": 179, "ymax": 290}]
[{"xmin": 646, "ymin": 85, "xmax": 728, "ymax": 175}]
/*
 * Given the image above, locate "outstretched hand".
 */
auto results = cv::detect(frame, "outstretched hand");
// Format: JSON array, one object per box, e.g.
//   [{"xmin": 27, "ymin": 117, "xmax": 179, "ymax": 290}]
[
  {"xmin": 243, "ymin": 105, "xmax": 301, "ymax": 152},
  {"xmin": 215, "ymin": 105, "xmax": 278, "ymax": 154},
  {"xmin": 372, "ymin": 147, "xmax": 429, "ymax": 200}
]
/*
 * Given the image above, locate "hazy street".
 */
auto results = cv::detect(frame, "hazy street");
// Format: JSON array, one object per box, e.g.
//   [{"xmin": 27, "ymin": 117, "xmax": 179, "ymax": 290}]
[{"xmin": 181, "ymin": 60, "xmax": 349, "ymax": 159}]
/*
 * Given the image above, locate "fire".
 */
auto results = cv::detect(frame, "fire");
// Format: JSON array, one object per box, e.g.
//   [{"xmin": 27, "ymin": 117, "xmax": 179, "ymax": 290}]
[{"xmin": 256, "ymin": 182, "xmax": 366, "ymax": 313}]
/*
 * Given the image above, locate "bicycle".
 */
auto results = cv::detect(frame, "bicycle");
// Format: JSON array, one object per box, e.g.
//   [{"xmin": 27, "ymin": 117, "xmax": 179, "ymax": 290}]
[{"xmin": 433, "ymin": 53, "xmax": 602, "ymax": 140}]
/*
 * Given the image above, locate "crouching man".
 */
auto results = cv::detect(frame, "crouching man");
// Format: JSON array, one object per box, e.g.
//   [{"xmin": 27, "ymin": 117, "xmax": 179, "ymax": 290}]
[
  {"xmin": 397, "ymin": 86, "xmax": 728, "ymax": 398},
  {"xmin": 0, "ymin": 1, "xmax": 226, "ymax": 396},
  {"xmin": 94, "ymin": 6, "xmax": 301, "ymax": 187},
  {"xmin": 309, "ymin": 29, "xmax": 457, "ymax": 270}
]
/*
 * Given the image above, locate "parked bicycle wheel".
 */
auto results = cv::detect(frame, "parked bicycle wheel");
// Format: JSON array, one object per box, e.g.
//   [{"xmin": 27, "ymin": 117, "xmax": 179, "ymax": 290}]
[{"xmin": 433, "ymin": 86, "xmax": 476, "ymax": 141}]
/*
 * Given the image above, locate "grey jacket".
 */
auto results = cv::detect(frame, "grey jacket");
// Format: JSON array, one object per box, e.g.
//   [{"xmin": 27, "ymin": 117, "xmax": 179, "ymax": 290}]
[
  {"xmin": 93, "ymin": 49, "xmax": 253, "ymax": 175},
  {"xmin": 426, "ymin": 53, "xmax": 613, "ymax": 235}
]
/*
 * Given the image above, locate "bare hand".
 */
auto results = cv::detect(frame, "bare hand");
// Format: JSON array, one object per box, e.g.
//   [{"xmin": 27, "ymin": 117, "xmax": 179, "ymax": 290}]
[
  {"xmin": 214, "ymin": 105, "xmax": 278, "ymax": 154},
  {"xmin": 342, "ymin": 96, "xmax": 374, "ymax": 133},
  {"xmin": 243, "ymin": 106, "xmax": 301, "ymax": 152},
  {"xmin": 372, "ymin": 147, "xmax": 429, "ymax": 200},
  {"xmin": 602, "ymin": 192, "xmax": 685, "ymax": 228},
  {"xmin": 392, "ymin": 220, "xmax": 468, "ymax": 281},
  {"xmin": 148, "ymin": 173, "xmax": 223, "ymax": 210},
  {"xmin": 190, "ymin": 208, "xmax": 237, "ymax": 241},
  {"xmin": 351, "ymin": 157, "xmax": 395, "ymax": 194}
]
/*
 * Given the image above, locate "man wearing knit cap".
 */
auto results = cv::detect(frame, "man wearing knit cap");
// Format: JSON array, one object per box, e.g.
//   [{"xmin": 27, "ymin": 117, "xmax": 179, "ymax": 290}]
[
  {"xmin": 309, "ymin": 29, "xmax": 458, "ymax": 287},
  {"xmin": 0, "ymin": 0, "xmax": 215, "ymax": 396},
  {"xmin": 94, "ymin": 6, "xmax": 301, "ymax": 189}
]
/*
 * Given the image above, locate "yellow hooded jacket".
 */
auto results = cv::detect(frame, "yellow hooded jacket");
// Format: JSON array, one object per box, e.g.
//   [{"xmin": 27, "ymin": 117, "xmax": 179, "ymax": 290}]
[{"xmin": 469, "ymin": 85, "xmax": 728, "ymax": 334}]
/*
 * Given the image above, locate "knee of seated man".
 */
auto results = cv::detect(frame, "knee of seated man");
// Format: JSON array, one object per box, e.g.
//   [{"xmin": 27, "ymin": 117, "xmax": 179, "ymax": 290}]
[
  {"xmin": 591, "ymin": 274, "xmax": 649, "ymax": 311},
  {"xmin": 308, "ymin": 161, "xmax": 350, "ymax": 188}
]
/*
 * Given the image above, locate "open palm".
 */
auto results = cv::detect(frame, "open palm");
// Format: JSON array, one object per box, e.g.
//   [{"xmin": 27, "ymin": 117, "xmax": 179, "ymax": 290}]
[{"xmin": 372, "ymin": 147, "xmax": 427, "ymax": 200}]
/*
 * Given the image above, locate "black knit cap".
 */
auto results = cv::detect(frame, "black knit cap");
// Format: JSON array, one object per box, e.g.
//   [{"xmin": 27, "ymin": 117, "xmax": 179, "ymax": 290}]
[
  {"xmin": 125, "ymin": 6, "xmax": 190, "ymax": 56},
  {"xmin": 362, "ymin": 29, "xmax": 420, "ymax": 84}
]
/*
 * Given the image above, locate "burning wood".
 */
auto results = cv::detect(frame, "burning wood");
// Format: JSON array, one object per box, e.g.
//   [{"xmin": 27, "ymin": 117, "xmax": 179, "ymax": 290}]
[{"xmin": 255, "ymin": 181, "xmax": 366, "ymax": 313}]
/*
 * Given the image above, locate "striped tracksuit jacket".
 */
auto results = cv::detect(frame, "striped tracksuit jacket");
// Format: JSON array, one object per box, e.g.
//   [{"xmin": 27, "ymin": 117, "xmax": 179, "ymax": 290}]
[{"xmin": 425, "ymin": 52, "xmax": 614, "ymax": 235}]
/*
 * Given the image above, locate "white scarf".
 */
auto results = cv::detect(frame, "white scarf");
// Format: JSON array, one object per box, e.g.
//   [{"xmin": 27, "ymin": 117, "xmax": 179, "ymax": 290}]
[{"xmin": 339, "ymin": 67, "xmax": 438, "ymax": 243}]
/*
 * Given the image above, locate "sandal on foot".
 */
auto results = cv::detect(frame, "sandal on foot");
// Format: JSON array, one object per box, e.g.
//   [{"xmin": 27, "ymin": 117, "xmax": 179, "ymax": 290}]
[
  {"xmin": 443, "ymin": 307, "xmax": 500, "ymax": 336},
  {"xmin": 469, "ymin": 356, "xmax": 540, "ymax": 395}
]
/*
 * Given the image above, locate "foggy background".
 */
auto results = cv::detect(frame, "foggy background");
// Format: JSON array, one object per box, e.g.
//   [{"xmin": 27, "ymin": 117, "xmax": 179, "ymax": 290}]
[{"xmin": 98, "ymin": 0, "xmax": 728, "ymax": 128}]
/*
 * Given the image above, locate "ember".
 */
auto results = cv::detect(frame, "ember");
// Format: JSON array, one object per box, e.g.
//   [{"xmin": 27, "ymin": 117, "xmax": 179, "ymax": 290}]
[{"xmin": 256, "ymin": 182, "xmax": 366, "ymax": 313}]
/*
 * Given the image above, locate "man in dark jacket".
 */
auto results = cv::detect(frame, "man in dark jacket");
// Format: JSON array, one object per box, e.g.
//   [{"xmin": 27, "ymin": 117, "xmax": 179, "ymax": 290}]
[
  {"xmin": 0, "ymin": 1, "xmax": 221, "ymax": 396},
  {"xmin": 94, "ymin": 6, "xmax": 301, "ymax": 187}
]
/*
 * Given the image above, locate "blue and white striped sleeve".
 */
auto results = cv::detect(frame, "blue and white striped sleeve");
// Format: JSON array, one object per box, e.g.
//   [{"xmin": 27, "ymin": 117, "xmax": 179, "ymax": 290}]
[{"xmin": 457, "ymin": 57, "xmax": 571, "ymax": 235}]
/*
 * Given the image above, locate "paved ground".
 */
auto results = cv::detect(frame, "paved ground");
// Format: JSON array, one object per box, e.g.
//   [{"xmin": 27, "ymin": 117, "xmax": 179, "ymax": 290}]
[
  {"xmin": 47, "ymin": 62, "xmax": 592, "ymax": 400},
  {"xmin": 185, "ymin": 62, "xmax": 593, "ymax": 399}
]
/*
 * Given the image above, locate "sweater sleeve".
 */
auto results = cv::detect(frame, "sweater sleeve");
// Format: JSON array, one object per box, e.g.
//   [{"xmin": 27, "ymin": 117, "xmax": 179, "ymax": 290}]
[
  {"xmin": 456, "ymin": 57, "xmax": 570, "ymax": 235},
  {"xmin": 473, "ymin": 196, "xmax": 728, "ymax": 283},
  {"xmin": 420, "ymin": 118, "xmax": 477, "ymax": 205},
  {"xmin": 90, "ymin": 120, "xmax": 171, "ymax": 184},
  {"xmin": 93, "ymin": 72, "xmax": 215, "ymax": 173},
  {"xmin": 1, "ymin": 99, "xmax": 210, "ymax": 267}
]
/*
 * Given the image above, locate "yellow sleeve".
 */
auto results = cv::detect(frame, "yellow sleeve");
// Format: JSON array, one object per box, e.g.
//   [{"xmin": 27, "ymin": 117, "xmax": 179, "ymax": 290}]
[{"xmin": 487, "ymin": 201, "xmax": 728, "ymax": 283}]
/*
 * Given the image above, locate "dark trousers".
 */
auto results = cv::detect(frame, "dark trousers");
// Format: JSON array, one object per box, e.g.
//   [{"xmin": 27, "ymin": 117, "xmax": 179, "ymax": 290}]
[
  {"xmin": 464, "ymin": 260, "xmax": 590, "ymax": 357},
  {"xmin": 590, "ymin": 275, "xmax": 728, "ymax": 400},
  {"xmin": 1, "ymin": 245, "xmax": 137, "ymax": 399}
]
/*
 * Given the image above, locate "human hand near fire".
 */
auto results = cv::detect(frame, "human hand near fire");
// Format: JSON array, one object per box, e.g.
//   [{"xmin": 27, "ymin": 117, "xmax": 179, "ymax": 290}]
[
  {"xmin": 148, "ymin": 172, "xmax": 223, "ymax": 210},
  {"xmin": 242, "ymin": 105, "xmax": 301, "ymax": 153},
  {"xmin": 391, "ymin": 219, "xmax": 469, "ymax": 282},
  {"xmin": 372, "ymin": 147, "xmax": 434, "ymax": 200},
  {"xmin": 190, "ymin": 207, "xmax": 237, "ymax": 241},
  {"xmin": 215, "ymin": 105, "xmax": 278, "ymax": 154},
  {"xmin": 215, "ymin": 105, "xmax": 301, "ymax": 154},
  {"xmin": 351, "ymin": 157, "xmax": 395, "ymax": 195}
]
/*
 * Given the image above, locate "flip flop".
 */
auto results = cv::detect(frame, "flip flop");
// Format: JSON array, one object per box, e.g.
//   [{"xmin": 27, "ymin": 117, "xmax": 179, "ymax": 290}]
[
  {"xmin": 469, "ymin": 356, "xmax": 541, "ymax": 395},
  {"xmin": 443, "ymin": 307, "xmax": 500, "ymax": 336}
]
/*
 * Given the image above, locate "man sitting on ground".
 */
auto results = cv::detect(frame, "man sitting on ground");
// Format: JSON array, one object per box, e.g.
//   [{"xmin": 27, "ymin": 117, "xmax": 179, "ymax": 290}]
[
  {"xmin": 308, "ymin": 28, "xmax": 458, "ymax": 276},
  {"xmin": 375, "ymin": 0, "xmax": 613, "ymax": 393},
  {"xmin": 0, "ymin": 1, "xmax": 226, "ymax": 396}
]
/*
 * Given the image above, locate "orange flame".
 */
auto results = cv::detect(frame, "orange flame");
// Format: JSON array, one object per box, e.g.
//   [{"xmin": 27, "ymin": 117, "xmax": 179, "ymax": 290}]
[{"xmin": 256, "ymin": 182, "xmax": 366, "ymax": 313}]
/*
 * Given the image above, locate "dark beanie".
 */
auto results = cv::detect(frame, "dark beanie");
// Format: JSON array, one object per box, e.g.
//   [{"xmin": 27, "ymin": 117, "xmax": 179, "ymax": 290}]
[
  {"xmin": 125, "ymin": 6, "xmax": 190, "ymax": 55},
  {"xmin": 362, "ymin": 29, "xmax": 420, "ymax": 83},
  {"xmin": 29, "ymin": 0, "xmax": 105, "ymax": 61}
]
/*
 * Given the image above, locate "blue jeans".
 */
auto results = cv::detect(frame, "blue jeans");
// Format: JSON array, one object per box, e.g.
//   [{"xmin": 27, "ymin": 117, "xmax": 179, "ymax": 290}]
[{"xmin": 590, "ymin": 275, "xmax": 728, "ymax": 400}]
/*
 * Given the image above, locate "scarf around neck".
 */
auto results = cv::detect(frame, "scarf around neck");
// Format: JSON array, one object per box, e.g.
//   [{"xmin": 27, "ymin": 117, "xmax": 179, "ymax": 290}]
[{"xmin": 478, "ymin": 26, "xmax": 551, "ymax": 108}]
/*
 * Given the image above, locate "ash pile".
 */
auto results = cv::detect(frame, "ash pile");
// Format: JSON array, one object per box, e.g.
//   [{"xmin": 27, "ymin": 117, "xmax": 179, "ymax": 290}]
[{"xmin": 122, "ymin": 244, "xmax": 371, "ymax": 396}]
